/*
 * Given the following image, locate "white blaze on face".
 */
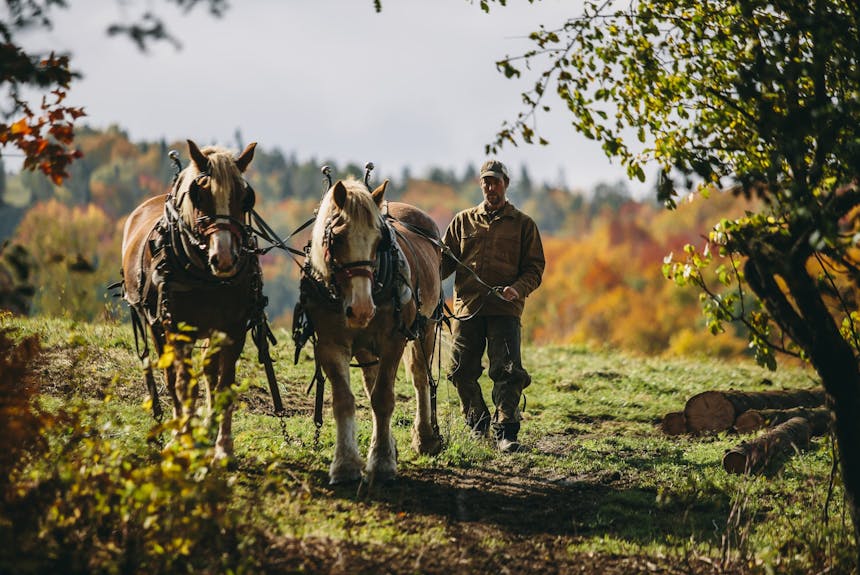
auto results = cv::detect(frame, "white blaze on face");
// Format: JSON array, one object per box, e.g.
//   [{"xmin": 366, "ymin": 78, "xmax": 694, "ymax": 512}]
[
  {"xmin": 208, "ymin": 179, "xmax": 239, "ymax": 277},
  {"xmin": 343, "ymin": 227, "xmax": 376, "ymax": 328}
]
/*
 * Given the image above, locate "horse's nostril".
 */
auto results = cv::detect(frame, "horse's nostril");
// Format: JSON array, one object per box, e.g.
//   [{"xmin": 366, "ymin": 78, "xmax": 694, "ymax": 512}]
[{"xmin": 346, "ymin": 306, "xmax": 354, "ymax": 318}]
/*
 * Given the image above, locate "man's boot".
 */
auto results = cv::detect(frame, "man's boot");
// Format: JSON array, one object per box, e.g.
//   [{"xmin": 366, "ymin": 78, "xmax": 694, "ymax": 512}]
[
  {"xmin": 466, "ymin": 408, "xmax": 491, "ymax": 438},
  {"xmin": 455, "ymin": 380, "xmax": 491, "ymax": 438},
  {"xmin": 493, "ymin": 422, "xmax": 521, "ymax": 453}
]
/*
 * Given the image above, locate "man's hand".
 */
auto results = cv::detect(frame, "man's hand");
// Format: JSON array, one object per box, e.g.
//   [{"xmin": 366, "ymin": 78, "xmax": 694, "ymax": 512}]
[{"xmin": 501, "ymin": 286, "xmax": 520, "ymax": 302}]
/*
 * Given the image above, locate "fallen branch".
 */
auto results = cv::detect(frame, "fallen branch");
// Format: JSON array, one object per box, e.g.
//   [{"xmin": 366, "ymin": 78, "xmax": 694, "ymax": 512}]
[
  {"xmin": 684, "ymin": 388, "xmax": 825, "ymax": 434},
  {"xmin": 733, "ymin": 406, "xmax": 832, "ymax": 435},
  {"xmin": 722, "ymin": 417, "xmax": 812, "ymax": 475}
]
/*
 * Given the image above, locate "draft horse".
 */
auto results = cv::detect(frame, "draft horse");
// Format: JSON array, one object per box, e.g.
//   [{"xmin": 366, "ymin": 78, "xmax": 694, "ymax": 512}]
[
  {"xmin": 121, "ymin": 140, "xmax": 259, "ymax": 460},
  {"xmin": 300, "ymin": 177, "xmax": 443, "ymax": 483}
]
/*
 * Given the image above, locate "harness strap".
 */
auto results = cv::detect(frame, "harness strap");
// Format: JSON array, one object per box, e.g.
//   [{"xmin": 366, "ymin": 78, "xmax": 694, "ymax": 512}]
[
  {"xmin": 304, "ymin": 353, "xmax": 326, "ymax": 429},
  {"xmin": 252, "ymin": 317, "xmax": 285, "ymax": 416},
  {"xmin": 129, "ymin": 302, "xmax": 150, "ymax": 363},
  {"xmin": 248, "ymin": 209, "xmax": 312, "ymax": 258},
  {"xmin": 332, "ymin": 262, "xmax": 374, "ymax": 286}
]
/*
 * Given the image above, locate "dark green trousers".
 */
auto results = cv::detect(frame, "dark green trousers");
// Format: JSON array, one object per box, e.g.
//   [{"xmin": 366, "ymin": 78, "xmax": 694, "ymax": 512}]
[{"xmin": 448, "ymin": 315, "xmax": 531, "ymax": 426}]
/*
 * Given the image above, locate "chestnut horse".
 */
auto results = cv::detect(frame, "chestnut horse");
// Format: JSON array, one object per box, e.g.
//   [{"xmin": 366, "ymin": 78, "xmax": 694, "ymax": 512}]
[
  {"xmin": 301, "ymin": 177, "xmax": 443, "ymax": 483},
  {"xmin": 121, "ymin": 140, "xmax": 259, "ymax": 460}
]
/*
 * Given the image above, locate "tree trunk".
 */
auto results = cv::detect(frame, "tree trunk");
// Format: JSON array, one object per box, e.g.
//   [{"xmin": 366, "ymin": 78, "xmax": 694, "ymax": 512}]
[
  {"xmin": 660, "ymin": 411, "xmax": 687, "ymax": 435},
  {"xmin": 825, "ymin": 385, "xmax": 860, "ymax": 568},
  {"xmin": 684, "ymin": 388, "xmax": 825, "ymax": 434},
  {"xmin": 733, "ymin": 406, "xmax": 832, "ymax": 435},
  {"xmin": 722, "ymin": 417, "xmax": 812, "ymax": 474},
  {"xmin": 744, "ymin": 252, "xmax": 860, "ymax": 564}
]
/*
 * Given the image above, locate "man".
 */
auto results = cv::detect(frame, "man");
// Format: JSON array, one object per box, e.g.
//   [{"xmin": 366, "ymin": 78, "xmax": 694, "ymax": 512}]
[{"xmin": 441, "ymin": 160, "xmax": 545, "ymax": 453}]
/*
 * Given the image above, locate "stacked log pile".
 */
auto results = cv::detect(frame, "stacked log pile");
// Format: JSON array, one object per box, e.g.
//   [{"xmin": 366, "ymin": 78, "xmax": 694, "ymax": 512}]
[{"xmin": 660, "ymin": 387, "xmax": 832, "ymax": 475}]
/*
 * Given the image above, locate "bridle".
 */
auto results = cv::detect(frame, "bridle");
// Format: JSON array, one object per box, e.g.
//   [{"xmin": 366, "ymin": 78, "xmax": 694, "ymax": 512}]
[
  {"xmin": 320, "ymin": 212, "xmax": 383, "ymax": 292},
  {"xmin": 164, "ymin": 167, "xmax": 256, "ymax": 279}
]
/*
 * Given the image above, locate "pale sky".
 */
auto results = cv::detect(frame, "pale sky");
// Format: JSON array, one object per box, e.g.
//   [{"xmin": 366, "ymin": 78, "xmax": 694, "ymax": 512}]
[{"xmin": 14, "ymin": 0, "xmax": 653, "ymax": 195}]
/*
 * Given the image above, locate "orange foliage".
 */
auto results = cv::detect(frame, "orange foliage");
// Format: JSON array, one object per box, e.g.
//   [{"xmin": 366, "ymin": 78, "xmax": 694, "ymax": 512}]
[
  {"xmin": 525, "ymin": 191, "xmax": 755, "ymax": 357},
  {"xmin": 13, "ymin": 200, "xmax": 120, "ymax": 320}
]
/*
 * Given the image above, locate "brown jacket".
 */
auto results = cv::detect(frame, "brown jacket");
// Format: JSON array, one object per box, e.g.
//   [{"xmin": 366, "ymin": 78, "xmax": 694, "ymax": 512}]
[{"xmin": 441, "ymin": 201, "xmax": 545, "ymax": 318}]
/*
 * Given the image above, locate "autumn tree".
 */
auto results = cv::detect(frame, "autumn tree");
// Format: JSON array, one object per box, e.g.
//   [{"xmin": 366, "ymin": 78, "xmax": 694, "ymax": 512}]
[
  {"xmin": 0, "ymin": 0, "xmax": 226, "ymax": 183},
  {"xmin": 486, "ymin": 0, "xmax": 860, "ymax": 564}
]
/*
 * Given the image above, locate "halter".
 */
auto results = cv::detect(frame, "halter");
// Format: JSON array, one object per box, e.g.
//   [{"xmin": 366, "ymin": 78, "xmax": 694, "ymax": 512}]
[{"xmin": 162, "ymin": 164, "xmax": 255, "ymax": 284}]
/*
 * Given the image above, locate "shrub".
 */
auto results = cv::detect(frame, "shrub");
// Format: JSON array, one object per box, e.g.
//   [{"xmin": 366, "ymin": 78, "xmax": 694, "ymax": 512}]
[{"xmin": 0, "ymin": 324, "xmax": 261, "ymax": 575}]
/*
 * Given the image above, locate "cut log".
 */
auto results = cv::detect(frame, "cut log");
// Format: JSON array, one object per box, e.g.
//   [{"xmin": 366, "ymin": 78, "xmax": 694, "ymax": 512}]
[
  {"xmin": 661, "ymin": 411, "xmax": 687, "ymax": 435},
  {"xmin": 722, "ymin": 417, "xmax": 812, "ymax": 475},
  {"xmin": 733, "ymin": 406, "xmax": 833, "ymax": 435},
  {"xmin": 684, "ymin": 388, "xmax": 825, "ymax": 434}
]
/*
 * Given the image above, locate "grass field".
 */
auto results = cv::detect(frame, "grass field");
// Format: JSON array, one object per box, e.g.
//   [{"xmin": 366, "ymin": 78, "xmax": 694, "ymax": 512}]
[{"xmin": 1, "ymin": 314, "xmax": 855, "ymax": 574}]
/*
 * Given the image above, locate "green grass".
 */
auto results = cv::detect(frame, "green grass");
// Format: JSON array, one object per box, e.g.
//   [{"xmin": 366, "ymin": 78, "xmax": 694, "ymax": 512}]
[{"xmin": 3, "ymin": 314, "xmax": 854, "ymax": 574}]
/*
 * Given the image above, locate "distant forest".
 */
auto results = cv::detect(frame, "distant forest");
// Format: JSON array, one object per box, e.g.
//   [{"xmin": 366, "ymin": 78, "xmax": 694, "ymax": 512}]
[
  {"xmin": 0, "ymin": 125, "xmax": 755, "ymax": 357},
  {"xmin": 0, "ymin": 125, "xmax": 638, "ymax": 236}
]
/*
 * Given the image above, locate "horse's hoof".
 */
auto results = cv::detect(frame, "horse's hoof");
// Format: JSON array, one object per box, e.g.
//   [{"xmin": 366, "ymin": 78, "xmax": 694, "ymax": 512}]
[
  {"xmin": 364, "ymin": 468, "xmax": 397, "ymax": 487},
  {"xmin": 329, "ymin": 470, "xmax": 362, "ymax": 485},
  {"xmin": 411, "ymin": 430, "xmax": 443, "ymax": 456},
  {"xmin": 365, "ymin": 453, "xmax": 397, "ymax": 482},
  {"xmin": 329, "ymin": 458, "xmax": 364, "ymax": 485}
]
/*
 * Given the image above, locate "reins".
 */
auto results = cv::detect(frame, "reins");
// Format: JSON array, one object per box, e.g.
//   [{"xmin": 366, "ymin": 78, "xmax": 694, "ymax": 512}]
[
  {"xmin": 165, "ymin": 160, "xmax": 508, "ymax": 435},
  {"xmin": 382, "ymin": 212, "xmax": 507, "ymax": 322}
]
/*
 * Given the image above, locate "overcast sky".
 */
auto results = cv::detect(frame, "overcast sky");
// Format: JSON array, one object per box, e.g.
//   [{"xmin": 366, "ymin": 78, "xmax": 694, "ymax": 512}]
[{"xmin": 14, "ymin": 0, "xmax": 652, "ymax": 195}]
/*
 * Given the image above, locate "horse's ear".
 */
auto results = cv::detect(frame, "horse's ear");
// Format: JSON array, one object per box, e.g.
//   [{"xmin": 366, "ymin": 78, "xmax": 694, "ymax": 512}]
[
  {"xmin": 187, "ymin": 139, "xmax": 209, "ymax": 172},
  {"xmin": 235, "ymin": 142, "xmax": 257, "ymax": 173},
  {"xmin": 332, "ymin": 181, "xmax": 348, "ymax": 210},
  {"xmin": 371, "ymin": 179, "xmax": 389, "ymax": 207}
]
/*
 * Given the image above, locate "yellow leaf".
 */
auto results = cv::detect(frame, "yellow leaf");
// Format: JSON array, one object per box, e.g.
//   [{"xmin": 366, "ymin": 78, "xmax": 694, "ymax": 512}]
[{"xmin": 10, "ymin": 118, "xmax": 31, "ymax": 136}]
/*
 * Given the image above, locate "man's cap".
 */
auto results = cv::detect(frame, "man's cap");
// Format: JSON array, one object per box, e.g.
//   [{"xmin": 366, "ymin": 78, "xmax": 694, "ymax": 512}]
[{"xmin": 479, "ymin": 159, "xmax": 509, "ymax": 183}]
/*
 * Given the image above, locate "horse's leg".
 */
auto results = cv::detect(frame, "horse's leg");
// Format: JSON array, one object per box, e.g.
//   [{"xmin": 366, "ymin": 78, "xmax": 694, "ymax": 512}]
[
  {"xmin": 365, "ymin": 342, "xmax": 406, "ymax": 482},
  {"xmin": 171, "ymin": 338, "xmax": 197, "ymax": 431},
  {"xmin": 142, "ymin": 358, "xmax": 162, "ymax": 420},
  {"xmin": 317, "ymin": 342, "xmax": 363, "ymax": 484},
  {"xmin": 146, "ymin": 327, "xmax": 167, "ymax": 421},
  {"xmin": 153, "ymin": 328, "xmax": 182, "ymax": 420},
  {"xmin": 212, "ymin": 335, "xmax": 243, "ymax": 462},
  {"xmin": 404, "ymin": 321, "xmax": 443, "ymax": 455},
  {"xmin": 355, "ymin": 349, "xmax": 380, "ymax": 400},
  {"xmin": 202, "ymin": 340, "xmax": 220, "ymax": 426}
]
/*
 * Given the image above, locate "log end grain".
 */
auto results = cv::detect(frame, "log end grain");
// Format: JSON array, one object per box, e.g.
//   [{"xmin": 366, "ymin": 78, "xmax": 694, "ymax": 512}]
[
  {"xmin": 722, "ymin": 448, "xmax": 750, "ymax": 474},
  {"xmin": 684, "ymin": 390, "xmax": 737, "ymax": 434},
  {"xmin": 733, "ymin": 410, "xmax": 765, "ymax": 434}
]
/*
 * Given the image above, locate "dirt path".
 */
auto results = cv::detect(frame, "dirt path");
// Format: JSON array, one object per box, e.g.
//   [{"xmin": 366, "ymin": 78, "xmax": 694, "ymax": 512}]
[{"xmin": 258, "ymin": 462, "xmax": 733, "ymax": 574}]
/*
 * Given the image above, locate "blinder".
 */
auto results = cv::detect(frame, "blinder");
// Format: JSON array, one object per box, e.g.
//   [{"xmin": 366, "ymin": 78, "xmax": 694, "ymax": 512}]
[
  {"xmin": 243, "ymin": 181, "xmax": 256, "ymax": 212},
  {"xmin": 187, "ymin": 171, "xmax": 209, "ymax": 208},
  {"xmin": 187, "ymin": 170, "xmax": 255, "ymax": 215},
  {"xmin": 168, "ymin": 166, "xmax": 255, "ymax": 265},
  {"xmin": 322, "ymin": 213, "xmax": 397, "ymax": 300}
]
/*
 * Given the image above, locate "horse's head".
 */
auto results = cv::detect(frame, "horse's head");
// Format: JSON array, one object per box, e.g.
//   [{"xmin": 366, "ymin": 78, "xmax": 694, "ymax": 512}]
[
  {"xmin": 176, "ymin": 139, "xmax": 257, "ymax": 278},
  {"xmin": 310, "ymin": 177, "xmax": 388, "ymax": 328}
]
